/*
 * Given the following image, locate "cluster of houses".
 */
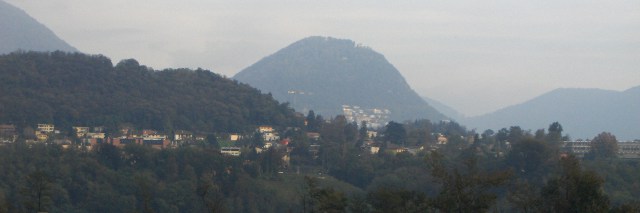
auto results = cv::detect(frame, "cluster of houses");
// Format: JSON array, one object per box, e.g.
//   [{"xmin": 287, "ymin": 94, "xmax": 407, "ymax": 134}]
[
  {"xmin": 4, "ymin": 122, "xmax": 445, "ymax": 158},
  {"xmin": 4, "ymin": 123, "xmax": 639, "ymax": 160},
  {"xmin": 342, "ymin": 105, "xmax": 390, "ymax": 129},
  {"xmin": 0, "ymin": 123, "xmax": 296, "ymax": 157}
]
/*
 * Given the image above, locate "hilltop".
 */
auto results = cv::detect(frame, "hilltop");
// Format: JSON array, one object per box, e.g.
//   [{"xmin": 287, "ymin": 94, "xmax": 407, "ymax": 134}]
[
  {"xmin": 0, "ymin": 51, "xmax": 300, "ymax": 133},
  {"xmin": 234, "ymin": 36, "xmax": 446, "ymax": 122}
]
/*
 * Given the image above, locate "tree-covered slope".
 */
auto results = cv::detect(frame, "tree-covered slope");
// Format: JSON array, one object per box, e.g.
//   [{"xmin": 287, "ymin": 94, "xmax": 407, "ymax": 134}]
[
  {"xmin": 0, "ymin": 51, "xmax": 299, "ymax": 132},
  {"xmin": 234, "ymin": 36, "xmax": 446, "ymax": 122},
  {"xmin": 464, "ymin": 87, "xmax": 640, "ymax": 140},
  {"xmin": 0, "ymin": 0, "xmax": 77, "ymax": 54}
]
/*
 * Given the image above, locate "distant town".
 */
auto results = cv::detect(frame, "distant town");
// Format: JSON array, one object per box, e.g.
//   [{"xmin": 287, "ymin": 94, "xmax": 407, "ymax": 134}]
[{"xmin": 1, "ymin": 122, "xmax": 639, "ymax": 160}]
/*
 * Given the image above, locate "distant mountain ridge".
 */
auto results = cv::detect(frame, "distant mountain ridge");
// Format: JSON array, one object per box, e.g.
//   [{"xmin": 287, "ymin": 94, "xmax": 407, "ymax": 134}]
[
  {"xmin": 422, "ymin": 96, "xmax": 465, "ymax": 122},
  {"xmin": 464, "ymin": 87, "xmax": 640, "ymax": 140},
  {"xmin": 234, "ymin": 36, "xmax": 447, "ymax": 122},
  {"xmin": 0, "ymin": 0, "xmax": 77, "ymax": 54}
]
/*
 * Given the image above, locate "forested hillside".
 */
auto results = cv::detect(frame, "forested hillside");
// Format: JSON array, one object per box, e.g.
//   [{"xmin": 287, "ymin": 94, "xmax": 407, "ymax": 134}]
[{"xmin": 0, "ymin": 51, "xmax": 300, "ymax": 133}]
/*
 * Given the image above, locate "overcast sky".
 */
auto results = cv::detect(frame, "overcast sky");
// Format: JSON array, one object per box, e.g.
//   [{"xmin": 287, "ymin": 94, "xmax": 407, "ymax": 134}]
[{"xmin": 6, "ymin": 0, "xmax": 640, "ymax": 116}]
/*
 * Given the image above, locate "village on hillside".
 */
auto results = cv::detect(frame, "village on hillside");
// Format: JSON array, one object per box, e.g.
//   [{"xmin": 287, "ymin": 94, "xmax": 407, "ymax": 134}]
[{"xmin": 1, "ymin": 121, "xmax": 640, "ymax": 160}]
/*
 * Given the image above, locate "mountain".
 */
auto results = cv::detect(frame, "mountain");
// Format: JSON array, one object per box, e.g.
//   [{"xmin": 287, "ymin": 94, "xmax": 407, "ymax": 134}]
[
  {"xmin": 0, "ymin": 51, "xmax": 300, "ymax": 132},
  {"xmin": 234, "ymin": 36, "xmax": 446, "ymax": 122},
  {"xmin": 422, "ymin": 96, "xmax": 465, "ymax": 122},
  {"xmin": 464, "ymin": 87, "xmax": 640, "ymax": 140},
  {"xmin": 0, "ymin": 0, "xmax": 77, "ymax": 54}
]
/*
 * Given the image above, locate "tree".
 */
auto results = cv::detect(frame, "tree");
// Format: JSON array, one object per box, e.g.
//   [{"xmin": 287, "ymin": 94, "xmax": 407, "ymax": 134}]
[
  {"xmin": 21, "ymin": 171, "xmax": 53, "ymax": 213},
  {"xmin": 306, "ymin": 110, "xmax": 323, "ymax": 132},
  {"xmin": 206, "ymin": 134, "xmax": 220, "ymax": 149},
  {"xmin": 196, "ymin": 172, "xmax": 227, "ymax": 213},
  {"xmin": 506, "ymin": 138, "xmax": 554, "ymax": 183},
  {"xmin": 540, "ymin": 155, "xmax": 610, "ymax": 212},
  {"xmin": 547, "ymin": 122, "xmax": 563, "ymax": 143},
  {"xmin": 305, "ymin": 176, "xmax": 348, "ymax": 213},
  {"xmin": 507, "ymin": 126, "xmax": 526, "ymax": 143},
  {"xmin": 357, "ymin": 121, "xmax": 368, "ymax": 147},
  {"xmin": 507, "ymin": 180, "xmax": 542, "ymax": 213},
  {"xmin": 586, "ymin": 132, "xmax": 618, "ymax": 159},
  {"xmin": 426, "ymin": 152, "xmax": 511, "ymax": 212},
  {"xmin": 384, "ymin": 121, "xmax": 407, "ymax": 145}
]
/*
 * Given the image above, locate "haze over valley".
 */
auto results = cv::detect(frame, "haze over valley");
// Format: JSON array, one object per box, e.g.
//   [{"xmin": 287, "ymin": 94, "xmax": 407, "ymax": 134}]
[
  {"xmin": 3, "ymin": 1, "xmax": 640, "ymax": 212},
  {"xmin": 5, "ymin": 0, "xmax": 640, "ymax": 117}
]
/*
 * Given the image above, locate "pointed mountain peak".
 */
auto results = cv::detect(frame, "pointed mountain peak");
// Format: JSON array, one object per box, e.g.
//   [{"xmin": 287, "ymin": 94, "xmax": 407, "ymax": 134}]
[{"xmin": 234, "ymin": 36, "xmax": 446, "ymax": 123}]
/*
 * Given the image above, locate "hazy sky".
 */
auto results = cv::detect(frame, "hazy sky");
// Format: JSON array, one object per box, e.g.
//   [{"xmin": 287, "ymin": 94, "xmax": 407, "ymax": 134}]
[{"xmin": 6, "ymin": 0, "xmax": 640, "ymax": 116}]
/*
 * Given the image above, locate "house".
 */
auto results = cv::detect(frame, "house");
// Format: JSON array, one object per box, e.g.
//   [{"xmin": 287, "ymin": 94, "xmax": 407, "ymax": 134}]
[
  {"xmin": 280, "ymin": 138, "xmax": 290, "ymax": 146},
  {"xmin": 73, "ymin": 126, "xmax": 90, "ymax": 138},
  {"xmin": 282, "ymin": 153, "xmax": 290, "ymax": 168},
  {"xmin": 142, "ymin": 129, "xmax": 158, "ymax": 136},
  {"xmin": 0, "ymin": 124, "xmax": 17, "ymax": 143},
  {"xmin": 221, "ymin": 147, "xmax": 241, "ymax": 156},
  {"xmin": 562, "ymin": 141, "xmax": 591, "ymax": 157},
  {"xmin": 86, "ymin": 132, "xmax": 105, "ymax": 139},
  {"xmin": 437, "ymin": 134, "xmax": 448, "ymax": 145},
  {"xmin": 195, "ymin": 135, "xmax": 206, "ymax": 142},
  {"xmin": 36, "ymin": 132, "xmax": 49, "ymax": 142},
  {"xmin": 309, "ymin": 144, "xmax": 321, "ymax": 158},
  {"xmin": 369, "ymin": 146, "xmax": 380, "ymax": 154},
  {"xmin": 264, "ymin": 142, "xmax": 273, "ymax": 149},
  {"xmin": 173, "ymin": 130, "xmax": 193, "ymax": 143},
  {"xmin": 106, "ymin": 137, "xmax": 170, "ymax": 149},
  {"xmin": 119, "ymin": 127, "xmax": 133, "ymax": 136},
  {"xmin": 306, "ymin": 132, "xmax": 321, "ymax": 140},
  {"xmin": 80, "ymin": 138, "xmax": 104, "ymax": 151},
  {"xmin": 367, "ymin": 131, "xmax": 378, "ymax": 139},
  {"xmin": 143, "ymin": 133, "xmax": 167, "ymax": 140},
  {"xmin": 53, "ymin": 139, "xmax": 73, "ymax": 149},
  {"xmin": 93, "ymin": 126, "xmax": 105, "ymax": 133},
  {"xmin": 107, "ymin": 138, "xmax": 143, "ymax": 148},
  {"xmin": 407, "ymin": 146, "xmax": 425, "ymax": 155},
  {"xmin": 258, "ymin": 125, "xmax": 274, "ymax": 133},
  {"xmin": 0, "ymin": 124, "xmax": 16, "ymax": 135},
  {"xmin": 229, "ymin": 133, "xmax": 242, "ymax": 141},
  {"xmin": 143, "ymin": 139, "xmax": 171, "ymax": 149},
  {"xmin": 619, "ymin": 142, "xmax": 640, "ymax": 159},
  {"xmin": 38, "ymin": 124, "xmax": 55, "ymax": 133},
  {"xmin": 262, "ymin": 132, "xmax": 280, "ymax": 141},
  {"xmin": 386, "ymin": 143, "xmax": 408, "ymax": 154}
]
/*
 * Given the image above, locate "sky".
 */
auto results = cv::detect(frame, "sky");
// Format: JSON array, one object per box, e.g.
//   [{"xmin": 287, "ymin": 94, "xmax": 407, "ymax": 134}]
[{"xmin": 6, "ymin": 0, "xmax": 640, "ymax": 116}]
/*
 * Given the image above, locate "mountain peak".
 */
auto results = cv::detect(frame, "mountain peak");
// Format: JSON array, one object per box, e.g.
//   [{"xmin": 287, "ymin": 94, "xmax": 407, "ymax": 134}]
[{"xmin": 234, "ymin": 36, "xmax": 446, "ymax": 122}]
